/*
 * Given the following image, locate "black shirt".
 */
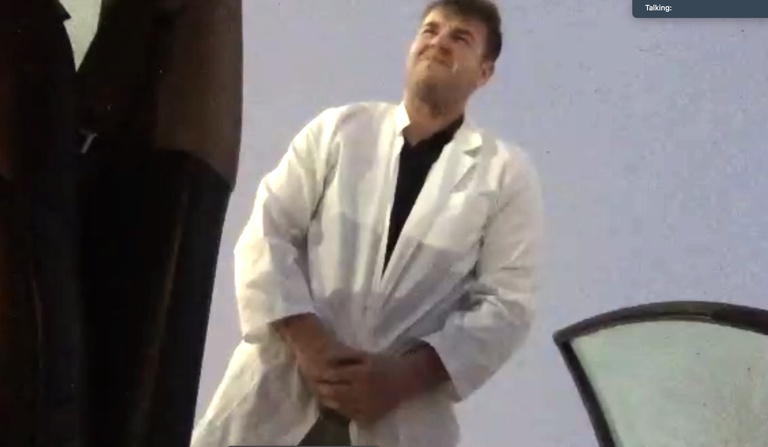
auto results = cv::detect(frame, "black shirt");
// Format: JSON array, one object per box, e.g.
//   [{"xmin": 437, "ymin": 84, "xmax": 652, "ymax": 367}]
[{"xmin": 383, "ymin": 116, "xmax": 464, "ymax": 269}]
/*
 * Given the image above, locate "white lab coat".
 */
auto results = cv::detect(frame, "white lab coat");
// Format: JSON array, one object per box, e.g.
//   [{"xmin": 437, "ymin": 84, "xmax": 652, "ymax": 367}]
[{"xmin": 191, "ymin": 101, "xmax": 543, "ymax": 447}]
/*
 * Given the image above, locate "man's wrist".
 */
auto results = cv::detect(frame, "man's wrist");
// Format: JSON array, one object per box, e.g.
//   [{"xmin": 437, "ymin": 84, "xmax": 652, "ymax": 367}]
[
  {"xmin": 272, "ymin": 313, "xmax": 332, "ymax": 356},
  {"xmin": 397, "ymin": 343, "xmax": 450, "ymax": 401}
]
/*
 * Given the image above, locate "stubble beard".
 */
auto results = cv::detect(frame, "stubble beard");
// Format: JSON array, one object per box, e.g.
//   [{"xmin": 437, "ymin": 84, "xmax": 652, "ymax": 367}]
[{"xmin": 408, "ymin": 74, "xmax": 461, "ymax": 118}]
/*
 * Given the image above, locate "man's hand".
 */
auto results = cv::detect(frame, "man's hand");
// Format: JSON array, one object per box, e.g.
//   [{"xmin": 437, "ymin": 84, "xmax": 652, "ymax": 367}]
[
  {"xmin": 273, "ymin": 316, "xmax": 451, "ymax": 425},
  {"xmin": 315, "ymin": 352, "xmax": 411, "ymax": 425},
  {"xmin": 271, "ymin": 314, "xmax": 367, "ymax": 409},
  {"xmin": 316, "ymin": 342, "xmax": 452, "ymax": 424},
  {"xmin": 295, "ymin": 341, "xmax": 367, "ymax": 406}
]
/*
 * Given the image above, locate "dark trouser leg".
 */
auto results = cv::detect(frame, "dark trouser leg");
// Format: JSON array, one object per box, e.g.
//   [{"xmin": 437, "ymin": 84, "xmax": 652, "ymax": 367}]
[
  {"xmin": 80, "ymin": 148, "xmax": 230, "ymax": 447},
  {"xmin": 0, "ymin": 188, "xmax": 38, "ymax": 447},
  {"xmin": 298, "ymin": 410, "xmax": 352, "ymax": 446},
  {"xmin": 0, "ymin": 3, "xmax": 84, "ymax": 447}
]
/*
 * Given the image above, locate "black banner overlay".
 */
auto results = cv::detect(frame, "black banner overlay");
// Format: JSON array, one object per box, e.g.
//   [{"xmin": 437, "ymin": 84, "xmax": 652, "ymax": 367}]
[{"xmin": 633, "ymin": 0, "xmax": 768, "ymax": 18}]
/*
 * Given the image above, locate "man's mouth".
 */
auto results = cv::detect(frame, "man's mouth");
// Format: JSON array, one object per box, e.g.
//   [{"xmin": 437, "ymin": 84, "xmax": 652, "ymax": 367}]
[{"xmin": 421, "ymin": 56, "xmax": 451, "ymax": 68}]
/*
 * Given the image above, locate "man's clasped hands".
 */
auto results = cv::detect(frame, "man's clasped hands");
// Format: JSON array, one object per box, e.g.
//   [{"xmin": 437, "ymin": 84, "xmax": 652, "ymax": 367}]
[{"xmin": 274, "ymin": 313, "xmax": 443, "ymax": 426}]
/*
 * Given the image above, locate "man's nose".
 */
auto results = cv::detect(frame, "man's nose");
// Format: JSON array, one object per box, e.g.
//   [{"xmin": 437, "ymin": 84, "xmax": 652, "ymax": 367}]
[{"xmin": 428, "ymin": 30, "xmax": 453, "ymax": 49}]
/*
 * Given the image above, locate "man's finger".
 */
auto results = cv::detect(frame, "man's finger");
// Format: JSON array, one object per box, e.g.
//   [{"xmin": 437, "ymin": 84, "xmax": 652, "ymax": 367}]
[
  {"xmin": 320, "ymin": 362, "xmax": 366, "ymax": 383},
  {"xmin": 320, "ymin": 398, "xmax": 342, "ymax": 412},
  {"xmin": 316, "ymin": 385, "xmax": 358, "ymax": 418},
  {"xmin": 326, "ymin": 349, "xmax": 367, "ymax": 367},
  {"xmin": 315, "ymin": 381, "xmax": 349, "ymax": 399},
  {"xmin": 314, "ymin": 371, "xmax": 352, "ymax": 385}
]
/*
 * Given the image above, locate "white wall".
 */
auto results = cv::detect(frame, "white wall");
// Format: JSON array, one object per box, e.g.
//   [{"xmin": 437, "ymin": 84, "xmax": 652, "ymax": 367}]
[{"xmin": 61, "ymin": 0, "xmax": 101, "ymax": 67}]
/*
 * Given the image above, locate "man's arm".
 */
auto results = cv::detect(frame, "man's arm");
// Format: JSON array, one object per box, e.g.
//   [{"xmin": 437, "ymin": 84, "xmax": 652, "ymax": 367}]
[
  {"xmin": 234, "ymin": 108, "xmax": 338, "ymax": 343},
  {"xmin": 412, "ymin": 155, "xmax": 544, "ymax": 401},
  {"xmin": 272, "ymin": 313, "xmax": 334, "ymax": 354},
  {"xmin": 396, "ymin": 342, "xmax": 451, "ymax": 401}
]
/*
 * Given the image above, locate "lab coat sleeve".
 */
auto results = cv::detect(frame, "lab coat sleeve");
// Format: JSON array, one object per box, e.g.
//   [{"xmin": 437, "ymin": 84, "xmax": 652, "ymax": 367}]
[
  {"xmin": 421, "ymin": 156, "xmax": 544, "ymax": 401},
  {"xmin": 234, "ymin": 108, "xmax": 337, "ymax": 342}
]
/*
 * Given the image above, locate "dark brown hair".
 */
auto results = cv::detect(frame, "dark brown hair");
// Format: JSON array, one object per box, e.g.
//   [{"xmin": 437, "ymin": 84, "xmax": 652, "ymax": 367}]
[{"xmin": 422, "ymin": 0, "xmax": 503, "ymax": 62}]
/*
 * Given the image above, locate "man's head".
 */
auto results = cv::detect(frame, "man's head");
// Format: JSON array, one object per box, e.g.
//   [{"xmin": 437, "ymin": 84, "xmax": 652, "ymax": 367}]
[{"xmin": 405, "ymin": 0, "xmax": 502, "ymax": 115}]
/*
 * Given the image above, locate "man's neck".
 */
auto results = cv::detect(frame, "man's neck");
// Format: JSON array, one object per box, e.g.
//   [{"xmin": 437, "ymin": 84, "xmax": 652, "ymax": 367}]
[{"xmin": 402, "ymin": 96, "xmax": 465, "ymax": 145}]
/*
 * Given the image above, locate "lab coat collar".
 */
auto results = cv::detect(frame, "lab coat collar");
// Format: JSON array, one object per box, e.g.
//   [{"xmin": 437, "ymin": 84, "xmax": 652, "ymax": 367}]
[{"xmin": 395, "ymin": 102, "xmax": 483, "ymax": 153}]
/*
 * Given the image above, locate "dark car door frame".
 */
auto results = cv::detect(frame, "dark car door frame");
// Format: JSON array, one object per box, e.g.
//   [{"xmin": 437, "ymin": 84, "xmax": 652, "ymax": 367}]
[{"xmin": 553, "ymin": 301, "xmax": 768, "ymax": 447}]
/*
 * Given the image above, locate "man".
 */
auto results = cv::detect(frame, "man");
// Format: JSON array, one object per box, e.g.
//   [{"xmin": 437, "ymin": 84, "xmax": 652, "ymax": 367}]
[{"xmin": 192, "ymin": 0, "xmax": 543, "ymax": 446}]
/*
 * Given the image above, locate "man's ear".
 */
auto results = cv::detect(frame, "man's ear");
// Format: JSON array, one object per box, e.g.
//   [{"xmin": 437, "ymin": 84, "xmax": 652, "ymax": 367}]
[{"xmin": 478, "ymin": 61, "xmax": 495, "ymax": 87}]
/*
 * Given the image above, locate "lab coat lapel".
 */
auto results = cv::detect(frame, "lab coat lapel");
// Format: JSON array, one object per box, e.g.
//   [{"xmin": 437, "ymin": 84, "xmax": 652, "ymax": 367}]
[{"xmin": 380, "ymin": 122, "xmax": 483, "ymax": 295}]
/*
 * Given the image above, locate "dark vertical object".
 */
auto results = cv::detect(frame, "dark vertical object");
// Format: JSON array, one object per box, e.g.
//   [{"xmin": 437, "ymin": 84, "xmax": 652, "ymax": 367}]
[
  {"xmin": 0, "ymin": 2, "xmax": 84, "ymax": 447},
  {"xmin": 76, "ymin": 0, "xmax": 242, "ymax": 446}
]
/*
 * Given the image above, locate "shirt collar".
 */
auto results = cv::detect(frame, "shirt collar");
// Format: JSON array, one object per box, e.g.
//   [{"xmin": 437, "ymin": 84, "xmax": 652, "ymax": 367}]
[{"xmin": 395, "ymin": 102, "xmax": 482, "ymax": 152}]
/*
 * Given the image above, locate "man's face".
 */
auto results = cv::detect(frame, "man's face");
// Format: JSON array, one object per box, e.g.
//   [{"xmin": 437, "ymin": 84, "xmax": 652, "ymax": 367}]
[{"xmin": 405, "ymin": 7, "xmax": 495, "ymax": 110}]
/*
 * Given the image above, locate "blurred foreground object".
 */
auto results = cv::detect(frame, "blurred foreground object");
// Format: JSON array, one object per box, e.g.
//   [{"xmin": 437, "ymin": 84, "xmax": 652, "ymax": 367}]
[
  {"xmin": 77, "ymin": 0, "xmax": 242, "ymax": 446},
  {"xmin": 0, "ymin": 0, "xmax": 242, "ymax": 446},
  {"xmin": 555, "ymin": 301, "xmax": 768, "ymax": 447},
  {"xmin": 1, "ymin": 2, "xmax": 84, "ymax": 446}
]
